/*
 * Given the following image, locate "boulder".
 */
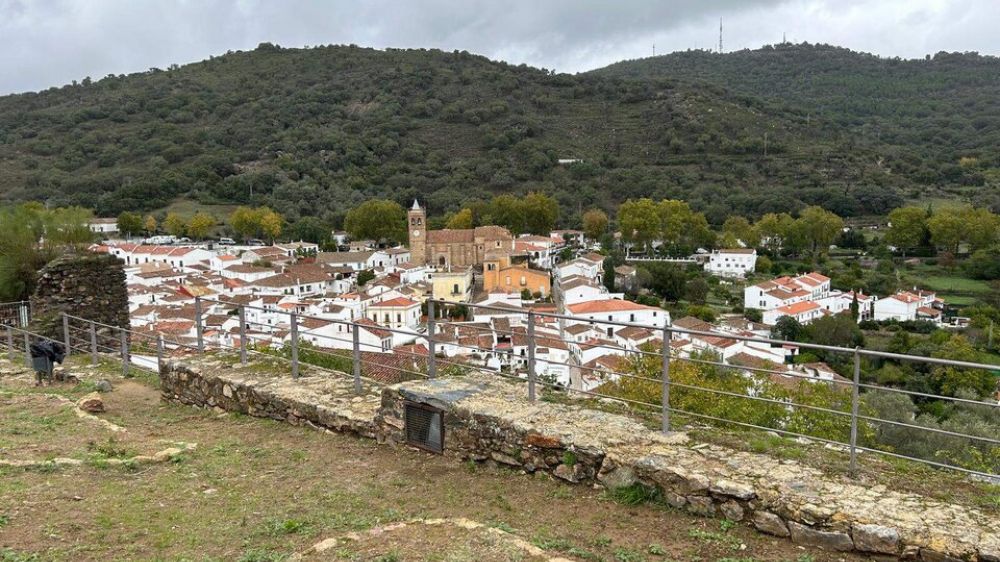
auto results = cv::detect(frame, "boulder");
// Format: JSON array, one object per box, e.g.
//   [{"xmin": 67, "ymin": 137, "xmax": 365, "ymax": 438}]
[
  {"xmin": 752, "ymin": 511, "xmax": 790, "ymax": 537},
  {"xmin": 852, "ymin": 524, "xmax": 900, "ymax": 555},
  {"xmin": 788, "ymin": 521, "xmax": 854, "ymax": 551},
  {"xmin": 77, "ymin": 392, "xmax": 105, "ymax": 414}
]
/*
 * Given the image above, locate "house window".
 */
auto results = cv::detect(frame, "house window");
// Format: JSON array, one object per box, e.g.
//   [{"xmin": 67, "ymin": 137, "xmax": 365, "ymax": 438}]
[{"xmin": 452, "ymin": 284, "xmax": 459, "ymax": 295}]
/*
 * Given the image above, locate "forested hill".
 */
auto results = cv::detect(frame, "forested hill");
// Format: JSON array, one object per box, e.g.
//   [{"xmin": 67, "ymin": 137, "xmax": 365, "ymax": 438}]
[
  {"xmin": 0, "ymin": 44, "xmax": 976, "ymax": 227},
  {"xmin": 592, "ymin": 43, "xmax": 1000, "ymax": 212}
]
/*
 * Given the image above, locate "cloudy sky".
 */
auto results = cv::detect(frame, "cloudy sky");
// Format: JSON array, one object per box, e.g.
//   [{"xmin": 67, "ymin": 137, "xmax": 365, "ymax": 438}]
[{"xmin": 1, "ymin": 0, "xmax": 997, "ymax": 95}]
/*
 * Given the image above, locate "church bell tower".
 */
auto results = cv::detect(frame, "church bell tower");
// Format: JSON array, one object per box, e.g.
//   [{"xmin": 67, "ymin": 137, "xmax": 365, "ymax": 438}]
[{"xmin": 408, "ymin": 199, "xmax": 426, "ymax": 265}]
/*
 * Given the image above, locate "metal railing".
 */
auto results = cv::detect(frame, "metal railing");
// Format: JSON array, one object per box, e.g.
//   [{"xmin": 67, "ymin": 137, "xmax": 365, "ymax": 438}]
[
  {"xmin": 5, "ymin": 296, "xmax": 998, "ymax": 480},
  {"xmin": 0, "ymin": 300, "xmax": 30, "ymax": 329}
]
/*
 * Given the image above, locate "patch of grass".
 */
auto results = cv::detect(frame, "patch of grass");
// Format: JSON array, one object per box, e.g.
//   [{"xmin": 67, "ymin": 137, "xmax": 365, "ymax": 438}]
[
  {"xmin": 648, "ymin": 543, "xmax": 666, "ymax": 556},
  {"xmin": 262, "ymin": 517, "xmax": 309, "ymax": 536},
  {"xmin": 0, "ymin": 550, "xmax": 40, "ymax": 562},
  {"xmin": 687, "ymin": 529, "xmax": 743, "ymax": 551},
  {"xmin": 615, "ymin": 546, "xmax": 648, "ymax": 562},
  {"xmin": 548, "ymin": 485, "xmax": 573, "ymax": 500},
  {"xmin": 607, "ymin": 483, "xmax": 661, "ymax": 506},
  {"xmin": 531, "ymin": 534, "xmax": 574, "ymax": 551},
  {"xmin": 562, "ymin": 450, "xmax": 577, "ymax": 467},
  {"xmin": 237, "ymin": 548, "xmax": 287, "ymax": 562},
  {"xmin": 374, "ymin": 552, "xmax": 401, "ymax": 562},
  {"xmin": 488, "ymin": 520, "xmax": 515, "ymax": 533}
]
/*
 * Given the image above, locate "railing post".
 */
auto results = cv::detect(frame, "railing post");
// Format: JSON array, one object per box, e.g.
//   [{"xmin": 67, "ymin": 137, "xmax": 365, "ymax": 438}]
[
  {"xmin": 661, "ymin": 326, "xmax": 672, "ymax": 433},
  {"xmin": 527, "ymin": 310, "xmax": 537, "ymax": 401},
  {"xmin": 5, "ymin": 325, "xmax": 12, "ymax": 359},
  {"xmin": 156, "ymin": 334, "xmax": 164, "ymax": 373},
  {"xmin": 62, "ymin": 313, "xmax": 71, "ymax": 357},
  {"xmin": 90, "ymin": 321, "xmax": 98, "ymax": 366},
  {"xmin": 238, "ymin": 305, "xmax": 247, "ymax": 365},
  {"xmin": 352, "ymin": 322, "xmax": 362, "ymax": 394},
  {"xmin": 290, "ymin": 312, "xmax": 299, "ymax": 379},
  {"xmin": 23, "ymin": 331, "xmax": 31, "ymax": 368},
  {"xmin": 120, "ymin": 328, "xmax": 129, "ymax": 377},
  {"xmin": 426, "ymin": 300, "xmax": 437, "ymax": 379},
  {"xmin": 194, "ymin": 296, "xmax": 204, "ymax": 352},
  {"xmin": 849, "ymin": 347, "xmax": 861, "ymax": 475}
]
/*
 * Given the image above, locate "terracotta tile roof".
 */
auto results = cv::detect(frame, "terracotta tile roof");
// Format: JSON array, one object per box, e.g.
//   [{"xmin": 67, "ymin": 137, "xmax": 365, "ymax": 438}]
[
  {"xmin": 356, "ymin": 318, "xmax": 392, "ymax": 339},
  {"xmin": 776, "ymin": 301, "xmax": 821, "ymax": 315},
  {"xmin": 567, "ymin": 299, "xmax": 661, "ymax": 314},
  {"xmin": 372, "ymin": 296, "xmax": 419, "ymax": 308},
  {"xmin": 672, "ymin": 316, "xmax": 713, "ymax": 332},
  {"xmin": 426, "ymin": 229, "xmax": 475, "ymax": 244}
]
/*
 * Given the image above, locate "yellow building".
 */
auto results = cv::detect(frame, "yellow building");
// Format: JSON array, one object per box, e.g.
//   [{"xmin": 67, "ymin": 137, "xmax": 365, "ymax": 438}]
[
  {"xmin": 483, "ymin": 255, "xmax": 551, "ymax": 297},
  {"xmin": 431, "ymin": 268, "xmax": 474, "ymax": 303}
]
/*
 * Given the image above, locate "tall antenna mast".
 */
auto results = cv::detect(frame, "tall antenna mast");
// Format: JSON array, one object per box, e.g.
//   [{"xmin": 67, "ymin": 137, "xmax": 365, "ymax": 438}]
[
  {"xmin": 719, "ymin": 17, "xmax": 723, "ymax": 53},
  {"xmin": 652, "ymin": 42, "xmax": 656, "ymax": 57}
]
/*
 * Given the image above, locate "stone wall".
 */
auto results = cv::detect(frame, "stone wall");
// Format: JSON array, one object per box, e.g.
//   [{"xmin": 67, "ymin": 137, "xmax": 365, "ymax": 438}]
[
  {"xmin": 159, "ymin": 358, "xmax": 1000, "ymax": 562},
  {"xmin": 159, "ymin": 355, "xmax": 382, "ymax": 438},
  {"xmin": 377, "ymin": 378, "xmax": 998, "ymax": 562},
  {"xmin": 30, "ymin": 252, "xmax": 129, "ymax": 338}
]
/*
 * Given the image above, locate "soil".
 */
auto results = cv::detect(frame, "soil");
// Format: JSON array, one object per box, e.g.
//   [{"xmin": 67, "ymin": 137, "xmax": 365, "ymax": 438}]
[{"xmin": 0, "ymin": 365, "xmax": 872, "ymax": 562}]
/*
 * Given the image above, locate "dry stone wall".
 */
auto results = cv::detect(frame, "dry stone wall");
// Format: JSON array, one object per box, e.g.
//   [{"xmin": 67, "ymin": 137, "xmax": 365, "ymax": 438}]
[
  {"xmin": 160, "ymin": 358, "xmax": 1000, "ymax": 562},
  {"xmin": 30, "ymin": 252, "xmax": 129, "ymax": 338}
]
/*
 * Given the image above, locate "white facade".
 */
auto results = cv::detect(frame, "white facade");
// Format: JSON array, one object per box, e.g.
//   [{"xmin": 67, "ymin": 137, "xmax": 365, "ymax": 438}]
[{"xmin": 705, "ymin": 249, "xmax": 757, "ymax": 277}]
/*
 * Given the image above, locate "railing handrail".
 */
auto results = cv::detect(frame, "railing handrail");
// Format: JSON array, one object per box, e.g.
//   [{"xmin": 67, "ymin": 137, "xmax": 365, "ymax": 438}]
[
  {"xmin": 426, "ymin": 298, "xmax": 1000, "ymax": 372},
  {"xmin": 13, "ymin": 295, "xmax": 996, "ymax": 481}
]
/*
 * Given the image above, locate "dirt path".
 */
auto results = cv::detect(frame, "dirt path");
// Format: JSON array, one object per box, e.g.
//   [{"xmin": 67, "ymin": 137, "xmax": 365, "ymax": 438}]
[{"xmin": 0, "ymin": 370, "xmax": 871, "ymax": 561}]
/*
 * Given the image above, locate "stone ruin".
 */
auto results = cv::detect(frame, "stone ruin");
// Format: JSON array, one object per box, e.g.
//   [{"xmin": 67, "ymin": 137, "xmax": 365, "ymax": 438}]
[
  {"xmin": 30, "ymin": 252, "xmax": 129, "ymax": 338},
  {"xmin": 159, "ymin": 356, "xmax": 999, "ymax": 562}
]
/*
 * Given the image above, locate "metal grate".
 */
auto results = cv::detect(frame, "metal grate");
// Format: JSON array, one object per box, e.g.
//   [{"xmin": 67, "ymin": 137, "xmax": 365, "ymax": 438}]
[{"xmin": 404, "ymin": 401, "xmax": 444, "ymax": 454}]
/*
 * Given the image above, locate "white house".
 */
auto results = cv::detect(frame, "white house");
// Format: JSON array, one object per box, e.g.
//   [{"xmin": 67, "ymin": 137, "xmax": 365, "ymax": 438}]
[
  {"xmin": 873, "ymin": 291, "xmax": 943, "ymax": 323},
  {"xmin": 88, "ymin": 218, "xmax": 119, "ymax": 236},
  {"xmin": 366, "ymin": 296, "xmax": 422, "ymax": 331},
  {"xmin": 705, "ymin": 249, "xmax": 757, "ymax": 278},
  {"xmin": 249, "ymin": 271, "xmax": 331, "ymax": 297},
  {"xmin": 566, "ymin": 299, "xmax": 669, "ymax": 338},
  {"xmin": 559, "ymin": 277, "xmax": 610, "ymax": 305},
  {"xmin": 763, "ymin": 300, "xmax": 825, "ymax": 326},
  {"xmin": 317, "ymin": 250, "xmax": 390, "ymax": 271}
]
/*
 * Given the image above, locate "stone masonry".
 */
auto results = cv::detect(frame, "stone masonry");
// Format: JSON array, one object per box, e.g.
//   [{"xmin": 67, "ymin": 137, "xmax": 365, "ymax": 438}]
[
  {"xmin": 30, "ymin": 252, "xmax": 129, "ymax": 338},
  {"xmin": 160, "ymin": 356, "xmax": 1000, "ymax": 562}
]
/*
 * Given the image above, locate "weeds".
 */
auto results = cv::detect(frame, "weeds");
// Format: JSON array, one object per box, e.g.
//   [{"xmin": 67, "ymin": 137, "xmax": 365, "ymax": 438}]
[{"xmin": 607, "ymin": 483, "xmax": 661, "ymax": 506}]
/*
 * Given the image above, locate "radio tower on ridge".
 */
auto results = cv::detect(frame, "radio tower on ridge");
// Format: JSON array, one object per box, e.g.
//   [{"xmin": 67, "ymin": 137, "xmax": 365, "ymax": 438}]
[{"xmin": 719, "ymin": 17, "xmax": 724, "ymax": 53}]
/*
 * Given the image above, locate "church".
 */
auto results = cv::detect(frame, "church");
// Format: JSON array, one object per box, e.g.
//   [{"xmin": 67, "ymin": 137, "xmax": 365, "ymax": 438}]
[{"xmin": 408, "ymin": 201, "xmax": 514, "ymax": 269}]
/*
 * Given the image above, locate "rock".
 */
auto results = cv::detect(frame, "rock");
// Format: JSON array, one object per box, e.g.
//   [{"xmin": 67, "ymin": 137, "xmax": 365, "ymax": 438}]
[
  {"xmin": 597, "ymin": 464, "xmax": 638, "ymax": 490},
  {"xmin": 76, "ymin": 392, "xmax": 105, "ymax": 413},
  {"xmin": 554, "ymin": 463, "xmax": 583, "ymax": 483},
  {"xmin": 752, "ymin": 511, "xmax": 790, "ymax": 537},
  {"xmin": 686, "ymin": 496, "xmax": 716, "ymax": 517},
  {"xmin": 919, "ymin": 550, "xmax": 964, "ymax": 562},
  {"xmin": 525, "ymin": 433, "xmax": 562, "ymax": 448},
  {"xmin": 663, "ymin": 492, "xmax": 687, "ymax": 509},
  {"xmin": 95, "ymin": 379, "xmax": 113, "ymax": 393},
  {"xmin": 978, "ymin": 549, "xmax": 1000, "ymax": 562},
  {"xmin": 720, "ymin": 500, "xmax": 745, "ymax": 522},
  {"xmin": 710, "ymin": 479, "xmax": 755, "ymax": 501},
  {"xmin": 489, "ymin": 451, "xmax": 520, "ymax": 466},
  {"xmin": 788, "ymin": 521, "xmax": 854, "ymax": 551},
  {"xmin": 852, "ymin": 524, "xmax": 900, "ymax": 555}
]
